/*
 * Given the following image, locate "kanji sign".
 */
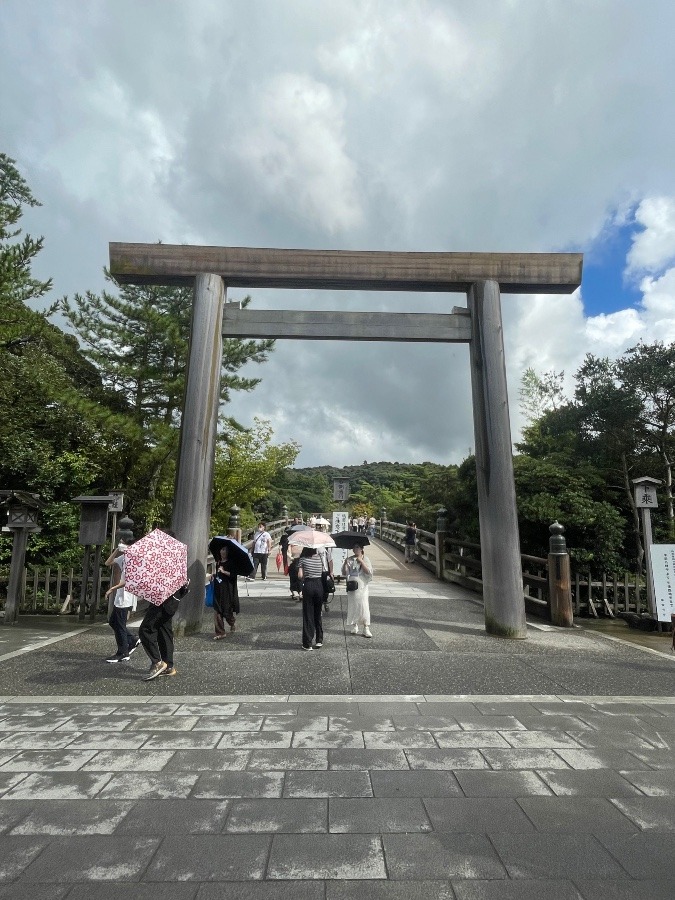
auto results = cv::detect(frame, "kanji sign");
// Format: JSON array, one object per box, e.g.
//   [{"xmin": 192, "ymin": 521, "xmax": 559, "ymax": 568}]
[
  {"xmin": 649, "ymin": 544, "xmax": 675, "ymax": 623},
  {"xmin": 332, "ymin": 511, "xmax": 349, "ymax": 533},
  {"xmin": 333, "ymin": 479, "xmax": 350, "ymax": 502},
  {"xmin": 635, "ymin": 485, "xmax": 658, "ymax": 508}
]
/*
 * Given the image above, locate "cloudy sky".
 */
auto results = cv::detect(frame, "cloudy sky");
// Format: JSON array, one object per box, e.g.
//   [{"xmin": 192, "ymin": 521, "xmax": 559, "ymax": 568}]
[{"xmin": 3, "ymin": 0, "xmax": 675, "ymax": 468}]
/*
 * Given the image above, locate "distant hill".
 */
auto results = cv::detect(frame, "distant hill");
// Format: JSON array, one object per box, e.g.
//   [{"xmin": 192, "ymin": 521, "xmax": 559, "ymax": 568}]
[{"xmin": 261, "ymin": 460, "xmax": 460, "ymax": 531}]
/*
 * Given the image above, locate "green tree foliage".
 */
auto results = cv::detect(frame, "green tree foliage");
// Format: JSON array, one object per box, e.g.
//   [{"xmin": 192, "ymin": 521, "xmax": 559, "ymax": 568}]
[
  {"xmin": 61, "ymin": 277, "xmax": 276, "ymax": 530},
  {"xmin": 519, "ymin": 367, "xmax": 566, "ymax": 423},
  {"xmin": 517, "ymin": 344, "xmax": 675, "ymax": 573},
  {"xmin": 0, "ymin": 154, "xmax": 110, "ymax": 566},
  {"xmin": 211, "ymin": 418, "xmax": 299, "ymax": 532},
  {"xmin": 0, "ymin": 152, "xmax": 52, "ymax": 311}
]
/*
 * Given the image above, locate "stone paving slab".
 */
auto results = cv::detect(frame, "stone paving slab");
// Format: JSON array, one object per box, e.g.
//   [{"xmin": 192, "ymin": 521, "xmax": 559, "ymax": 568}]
[{"xmin": 0, "ymin": 696, "xmax": 674, "ymax": 894}]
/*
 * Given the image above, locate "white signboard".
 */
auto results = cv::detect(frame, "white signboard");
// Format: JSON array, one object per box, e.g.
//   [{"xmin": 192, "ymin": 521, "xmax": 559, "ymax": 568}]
[
  {"xmin": 332, "ymin": 511, "xmax": 349, "ymax": 533},
  {"xmin": 635, "ymin": 485, "xmax": 658, "ymax": 508},
  {"xmin": 333, "ymin": 479, "xmax": 350, "ymax": 502},
  {"xmin": 108, "ymin": 491, "xmax": 124, "ymax": 513},
  {"xmin": 649, "ymin": 544, "xmax": 675, "ymax": 622}
]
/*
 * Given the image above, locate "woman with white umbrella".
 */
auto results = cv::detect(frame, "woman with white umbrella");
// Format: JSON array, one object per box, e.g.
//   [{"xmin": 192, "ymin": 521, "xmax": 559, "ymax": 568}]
[
  {"xmin": 342, "ymin": 542, "xmax": 374, "ymax": 638},
  {"xmin": 291, "ymin": 530, "xmax": 335, "ymax": 650}
]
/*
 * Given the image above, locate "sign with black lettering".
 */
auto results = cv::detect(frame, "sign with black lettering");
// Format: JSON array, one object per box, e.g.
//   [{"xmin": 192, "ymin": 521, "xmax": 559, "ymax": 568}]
[{"xmin": 649, "ymin": 544, "xmax": 675, "ymax": 622}]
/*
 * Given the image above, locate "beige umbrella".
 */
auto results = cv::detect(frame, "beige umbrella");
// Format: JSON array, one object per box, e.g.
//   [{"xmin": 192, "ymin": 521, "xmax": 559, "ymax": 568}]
[{"xmin": 288, "ymin": 530, "xmax": 336, "ymax": 549}]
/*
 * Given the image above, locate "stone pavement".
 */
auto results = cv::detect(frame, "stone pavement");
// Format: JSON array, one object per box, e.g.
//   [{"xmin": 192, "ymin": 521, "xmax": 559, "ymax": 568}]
[
  {"xmin": 1, "ymin": 540, "xmax": 675, "ymax": 896},
  {"xmin": 1, "ymin": 695, "xmax": 675, "ymax": 897}
]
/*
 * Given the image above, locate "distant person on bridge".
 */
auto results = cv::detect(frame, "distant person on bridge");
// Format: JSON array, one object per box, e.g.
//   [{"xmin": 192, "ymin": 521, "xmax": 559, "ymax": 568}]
[
  {"xmin": 342, "ymin": 543, "xmax": 373, "ymax": 639},
  {"xmin": 280, "ymin": 517, "xmax": 303, "ymax": 600},
  {"xmin": 404, "ymin": 521, "xmax": 417, "ymax": 563},
  {"xmin": 252, "ymin": 522, "xmax": 272, "ymax": 579}
]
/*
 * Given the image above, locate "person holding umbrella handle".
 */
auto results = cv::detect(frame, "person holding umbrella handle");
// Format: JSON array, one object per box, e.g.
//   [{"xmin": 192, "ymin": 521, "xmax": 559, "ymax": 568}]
[
  {"xmin": 213, "ymin": 545, "xmax": 240, "ymax": 639},
  {"xmin": 342, "ymin": 543, "xmax": 374, "ymax": 638}
]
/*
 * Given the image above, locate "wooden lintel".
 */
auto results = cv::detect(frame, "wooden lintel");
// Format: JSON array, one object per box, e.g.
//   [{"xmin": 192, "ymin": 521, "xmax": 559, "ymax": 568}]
[
  {"xmin": 221, "ymin": 308, "xmax": 472, "ymax": 342},
  {"xmin": 110, "ymin": 243, "xmax": 582, "ymax": 294}
]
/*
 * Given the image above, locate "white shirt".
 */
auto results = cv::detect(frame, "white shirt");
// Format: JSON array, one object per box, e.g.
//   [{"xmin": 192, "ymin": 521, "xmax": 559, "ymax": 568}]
[
  {"xmin": 112, "ymin": 555, "xmax": 137, "ymax": 609},
  {"xmin": 253, "ymin": 530, "xmax": 271, "ymax": 554}
]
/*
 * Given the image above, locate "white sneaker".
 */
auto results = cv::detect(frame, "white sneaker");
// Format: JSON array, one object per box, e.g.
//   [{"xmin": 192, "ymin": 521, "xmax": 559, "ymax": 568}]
[
  {"xmin": 363, "ymin": 626, "xmax": 372, "ymax": 639},
  {"xmin": 350, "ymin": 625, "xmax": 359, "ymax": 635}
]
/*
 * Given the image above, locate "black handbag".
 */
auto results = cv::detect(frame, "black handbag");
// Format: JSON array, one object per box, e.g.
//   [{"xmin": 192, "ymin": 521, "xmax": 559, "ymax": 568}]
[
  {"xmin": 322, "ymin": 571, "xmax": 335, "ymax": 593},
  {"xmin": 346, "ymin": 579, "xmax": 358, "ymax": 592}
]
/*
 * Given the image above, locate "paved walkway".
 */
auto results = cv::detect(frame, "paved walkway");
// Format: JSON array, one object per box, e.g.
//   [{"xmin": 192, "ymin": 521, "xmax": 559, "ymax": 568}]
[{"xmin": 1, "ymin": 540, "xmax": 675, "ymax": 896}]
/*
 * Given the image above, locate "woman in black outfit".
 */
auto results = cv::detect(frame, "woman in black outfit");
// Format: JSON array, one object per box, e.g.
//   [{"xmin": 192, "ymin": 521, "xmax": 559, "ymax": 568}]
[
  {"xmin": 213, "ymin": 546, "xmax": 240, "ymax": 640},
  {"xmin": 298, "ymin": 547, "xmax": 324, "ymax": 651}
]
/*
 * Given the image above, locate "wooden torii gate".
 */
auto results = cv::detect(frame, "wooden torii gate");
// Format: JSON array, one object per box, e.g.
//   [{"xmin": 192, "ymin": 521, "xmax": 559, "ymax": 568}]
[{"xmin": 110, "ymin": 243, "xmax": 582, "ymax": 638}]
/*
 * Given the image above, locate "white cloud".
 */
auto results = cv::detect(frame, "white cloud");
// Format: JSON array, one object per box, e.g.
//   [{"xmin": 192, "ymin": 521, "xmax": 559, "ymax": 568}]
[
  {"xmin": 3, "ymin": 0, "xmax": 675, "ymax": 467},
  {"xmin": 626, "ymin": 197, "xmax": 675, "ymax": 275},
  {"xmin": 235, "ymin": 73, "xmax": 363, "ymax": 234}
]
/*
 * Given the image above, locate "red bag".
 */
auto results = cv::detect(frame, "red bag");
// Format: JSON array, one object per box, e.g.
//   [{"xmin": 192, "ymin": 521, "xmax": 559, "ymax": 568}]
[{"xmin": 275, "ymin": 551, "xmax": 283, "ymax": 572}]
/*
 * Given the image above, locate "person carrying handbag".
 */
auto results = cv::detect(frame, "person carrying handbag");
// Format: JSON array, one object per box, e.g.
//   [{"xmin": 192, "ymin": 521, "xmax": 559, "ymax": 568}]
[{"xmin": 342, "ymin": 543, "xmax": 373, "ymax": 638}]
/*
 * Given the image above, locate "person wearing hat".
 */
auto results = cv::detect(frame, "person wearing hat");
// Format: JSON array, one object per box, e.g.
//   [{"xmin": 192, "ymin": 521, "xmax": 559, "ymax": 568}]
[{"xmin": 104, "ymin": 542, "xmax": 141, "ymax": 663}]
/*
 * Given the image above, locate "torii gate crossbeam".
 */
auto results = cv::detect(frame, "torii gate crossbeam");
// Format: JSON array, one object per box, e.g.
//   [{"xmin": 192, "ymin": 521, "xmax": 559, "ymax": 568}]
[{"xmin": 109, "ymin": 243, "xmax": 582, "ymax": 640}]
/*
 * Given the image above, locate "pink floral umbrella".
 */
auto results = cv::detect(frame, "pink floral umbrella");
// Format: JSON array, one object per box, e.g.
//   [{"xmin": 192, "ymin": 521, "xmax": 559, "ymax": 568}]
[{"xmin": 124, "ymin": 529, "xmax": 188, "ymax": 606}]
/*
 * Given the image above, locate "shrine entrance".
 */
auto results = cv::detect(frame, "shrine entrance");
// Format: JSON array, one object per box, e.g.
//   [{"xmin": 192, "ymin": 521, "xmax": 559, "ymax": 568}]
[{"xmin": 109, "ymin": 244, "xmax": 582, "ymax": 638}]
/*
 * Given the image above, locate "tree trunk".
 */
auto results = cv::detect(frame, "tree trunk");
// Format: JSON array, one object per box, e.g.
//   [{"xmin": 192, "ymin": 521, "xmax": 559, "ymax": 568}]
[
  {"xmin": 662, "ymin": 447, "xmax": 674, "ymax": 539},
  {"xmin": 622, "ymin": 453, "xmax": 644, "ymax": 574}
]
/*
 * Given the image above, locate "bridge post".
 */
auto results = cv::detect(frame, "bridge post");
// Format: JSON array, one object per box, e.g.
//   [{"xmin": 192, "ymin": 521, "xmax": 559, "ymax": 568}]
[
  {"xmin": 548, "ymin": 521, "xmax": 574, "ymax": 627},
  {"xmin": 435, "ymin": 507, "xmax": 448, "ymax": 581},
  {"xmin": 228, "ymin": 505, "xmax": 242, "ymax": 542},
  {"xmin": 172, "ymin": 273, "xmax": 225, "ymax": 636},
  {"xmin": 468, "ymin": 280, "xmax": 527, "ymax": 639}
]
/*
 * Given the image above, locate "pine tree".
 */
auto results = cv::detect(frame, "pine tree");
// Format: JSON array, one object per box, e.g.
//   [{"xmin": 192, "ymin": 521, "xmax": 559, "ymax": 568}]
[{"xmin": 62, "ymin": 275, "xmax": 276, "ymax": 527}]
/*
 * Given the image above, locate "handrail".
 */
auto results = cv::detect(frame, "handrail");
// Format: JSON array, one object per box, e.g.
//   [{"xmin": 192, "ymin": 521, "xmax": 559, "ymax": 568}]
[{"xmin": 378, "ymin": 519, "xmax": 645, "ymax": 621}]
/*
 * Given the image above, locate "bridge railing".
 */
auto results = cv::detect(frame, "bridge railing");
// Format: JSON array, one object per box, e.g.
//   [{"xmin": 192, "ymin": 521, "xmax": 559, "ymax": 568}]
[
  {"xmin": 0, "ymin": 515, "xmax": 647, "ymax": 621},
  {"xmin": 378, "ymin": 519, "xmax": 646, "ymax": 621}
]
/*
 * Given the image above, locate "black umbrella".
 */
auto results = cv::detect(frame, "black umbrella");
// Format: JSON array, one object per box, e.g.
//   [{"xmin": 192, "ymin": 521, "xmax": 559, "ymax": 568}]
[
  {"xmin": 330, "ymin": 531, "xmax": 371, "ymax": 549},
  {"xmin": 208, "ymin": 535, "xmax": 255, "ymax": 576}
]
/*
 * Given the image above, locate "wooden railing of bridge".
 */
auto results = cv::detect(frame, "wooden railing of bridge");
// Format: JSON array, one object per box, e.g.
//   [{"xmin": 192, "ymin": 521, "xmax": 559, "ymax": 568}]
[
  {"xmin": 379, "ymin": 520, "xmax": 647, "ymax": 621},
  {"xmin": 0, "ymin": 515, "xmax": 646, "ymax": 621}
]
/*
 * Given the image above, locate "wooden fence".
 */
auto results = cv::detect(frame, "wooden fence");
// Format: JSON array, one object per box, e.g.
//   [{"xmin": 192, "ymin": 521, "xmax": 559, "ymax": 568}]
[
  {"xmin": 380, "ymin": 520, "xmax": 646, "ymax": 621},
  {"xmin": 0, "ymin": 517, "xmax": 289, "ymax": 616}
]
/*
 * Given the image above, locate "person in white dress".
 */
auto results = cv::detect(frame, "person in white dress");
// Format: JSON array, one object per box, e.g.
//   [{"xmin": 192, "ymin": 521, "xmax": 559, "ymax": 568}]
[{"xmin": 342, "ymin": 543, "xmax": 373, "ymax": 638}]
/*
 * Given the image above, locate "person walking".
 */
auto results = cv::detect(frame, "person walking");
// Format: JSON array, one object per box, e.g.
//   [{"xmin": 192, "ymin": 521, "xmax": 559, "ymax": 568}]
[
  {"xmin": 404, "ymin": 521, "xmax": 417, "ymax": 563},
  {"xmin": 252, "ymin": 522, "xmax": 272, "ymax": 579},
  {"xmin": 298, "ymin": 547, "xmax": 324, "ymax": 650},
  {"xmin": 212, "ymin": 545, "xmax": 240, "ymax": 639},
  {"xmin": 137, "ymin": 529, "xmax": 187, "ymax": 680},
  {"xmin": 342, "ymin": 543, "xmax": 374, "ymax": 638},
  {"xmin": 103, "ymin": 543, "xmax": 140, "ymax": 663}
]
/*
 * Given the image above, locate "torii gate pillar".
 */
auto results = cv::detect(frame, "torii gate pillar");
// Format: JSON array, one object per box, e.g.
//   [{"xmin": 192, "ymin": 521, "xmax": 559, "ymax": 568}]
[
  {"xmin": 172, "ymin": 273, "xmax": 224, "ymax": 635},
  {"xmin": 469, "ymin": 281, "xmax": 527, "ymax": 638}
]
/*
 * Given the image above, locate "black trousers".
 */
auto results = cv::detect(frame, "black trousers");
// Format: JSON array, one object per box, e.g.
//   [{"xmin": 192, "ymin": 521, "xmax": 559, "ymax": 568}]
[
  {"xmin": 139, "ymin": 595, "xmax": 179, "ymax": 666},
  {"xmin": 108, "ymin": 607, "xmax": 136, "ymax": 656},
  {"xmin": 301, "ymin": 578, "xmax": 324, "ymax": 648},
  {"xmin": 253, "ymin": 553, "xmax": 269, "ymax": 578}
]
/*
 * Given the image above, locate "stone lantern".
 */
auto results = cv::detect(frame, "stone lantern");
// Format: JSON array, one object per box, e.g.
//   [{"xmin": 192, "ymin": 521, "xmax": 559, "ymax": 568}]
[
  {"xmin": 0, "ymin": 491, "xmax": 44, "ymax": 625},
  {"xmin": 72, "ymin": 495, "xmax": 114, "ymax": 622}
]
